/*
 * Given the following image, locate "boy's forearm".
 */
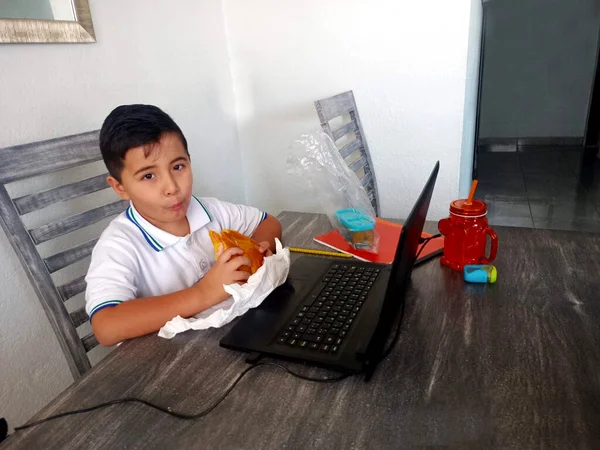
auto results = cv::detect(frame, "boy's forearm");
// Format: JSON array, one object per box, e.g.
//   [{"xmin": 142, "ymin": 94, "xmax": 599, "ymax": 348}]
[
  {"xmin": 252, "ymin": 215, "xmax": 282, "ymax": 251},
  {"xmin": 91, "ymin": 279, "xmax": 227, "ymax": 346}
]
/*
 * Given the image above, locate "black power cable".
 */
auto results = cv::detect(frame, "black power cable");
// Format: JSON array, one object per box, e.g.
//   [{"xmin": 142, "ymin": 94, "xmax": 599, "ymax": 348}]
[{"xmin": 14, "ymin": 362, "xmax": 355, "ymax": 433}]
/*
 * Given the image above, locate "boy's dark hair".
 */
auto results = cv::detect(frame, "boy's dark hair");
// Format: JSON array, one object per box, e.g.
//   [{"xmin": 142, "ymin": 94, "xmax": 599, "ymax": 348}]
[{"xmin": 100, "ymin": 104, "xmax": 188, "ymax": 181}]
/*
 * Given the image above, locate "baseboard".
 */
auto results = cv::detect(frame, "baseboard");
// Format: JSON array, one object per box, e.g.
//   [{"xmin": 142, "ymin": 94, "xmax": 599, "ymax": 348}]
[
  {"xmin": 517, "ymin": 137, "xmax": 583, "ymax": 146},
  {"xmin": 478, "ymin": 137, "xmax": 583, "ymax": 152},
  {"xmin": 478, "ymin": 142, "xmax": 517, "ymax": 153}
]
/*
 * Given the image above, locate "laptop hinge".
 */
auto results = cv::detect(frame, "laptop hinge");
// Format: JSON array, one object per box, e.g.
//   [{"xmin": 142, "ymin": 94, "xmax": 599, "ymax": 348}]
[
  {"xmin": 245, "ymin": 352, "xmax": 263, "ymax": 365},
  {"xmin": 362, "ymin": 359, "xmax": 376, "ymax": 382},
  {"xmin": 355, "ymin": 352, "xmax": 376, "ymax": 382}
]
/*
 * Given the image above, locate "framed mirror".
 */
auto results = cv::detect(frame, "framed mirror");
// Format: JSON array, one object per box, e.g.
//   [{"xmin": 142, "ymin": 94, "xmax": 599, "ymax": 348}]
[{"xmin": 0, "ymin": 0, "xmax": 95, "ymax": 43}]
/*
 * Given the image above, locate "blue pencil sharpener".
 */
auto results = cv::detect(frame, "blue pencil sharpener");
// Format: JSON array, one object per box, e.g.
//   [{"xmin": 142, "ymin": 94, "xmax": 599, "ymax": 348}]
[{"xmin": 464, "ymin": 264, "xmax": 497, "ymax": 284}]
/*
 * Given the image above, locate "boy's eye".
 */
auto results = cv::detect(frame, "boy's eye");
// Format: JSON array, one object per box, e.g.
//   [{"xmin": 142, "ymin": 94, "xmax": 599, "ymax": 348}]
[
  {"xmin": 173, "ymin": 164, "xmax": 185, "ymax": 171},
  {"xmin": 142, "ymin": 173, "xmax": 155, "ymax": 180}
]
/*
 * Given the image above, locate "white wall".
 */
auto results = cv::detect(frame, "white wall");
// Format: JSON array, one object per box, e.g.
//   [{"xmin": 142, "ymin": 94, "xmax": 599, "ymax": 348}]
[
  {"xmin": 460, "ymin": 0, "xmax": 484, "ymax": 196},
  {"xmin": 0, "ymin": 0, "xmax": 242, "ymax": 430},
  {"xmin": 479, "ymin": 0, "xmax": 600, "ymax": 139},
  {"xmin": 224, "ymin": 0, "xmax": 478, "ymax": 220}
]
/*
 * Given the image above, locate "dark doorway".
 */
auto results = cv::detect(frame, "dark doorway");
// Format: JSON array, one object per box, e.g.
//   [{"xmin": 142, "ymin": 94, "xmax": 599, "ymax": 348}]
[{"xmin": 474, "ymin": 0, "xmax": 600, "ymax": 232}]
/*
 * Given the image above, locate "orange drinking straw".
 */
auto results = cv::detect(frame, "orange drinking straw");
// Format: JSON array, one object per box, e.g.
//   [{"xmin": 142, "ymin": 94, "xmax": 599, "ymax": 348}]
[{"xmin": 465, "ymin": 180, "xmax": 479, "ymax": 205}]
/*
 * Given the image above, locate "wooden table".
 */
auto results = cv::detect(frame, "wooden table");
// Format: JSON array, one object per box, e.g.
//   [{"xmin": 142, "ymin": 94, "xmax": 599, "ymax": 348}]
[{"xmin": 5, "ymin": 211, "xmax": 600, "ymax": 449}]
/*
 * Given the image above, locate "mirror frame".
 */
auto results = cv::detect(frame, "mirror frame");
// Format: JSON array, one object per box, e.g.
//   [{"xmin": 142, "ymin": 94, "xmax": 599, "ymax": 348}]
[{"xmin": 0, "ymin": 0, "xmax": 95, "ymax": 43}]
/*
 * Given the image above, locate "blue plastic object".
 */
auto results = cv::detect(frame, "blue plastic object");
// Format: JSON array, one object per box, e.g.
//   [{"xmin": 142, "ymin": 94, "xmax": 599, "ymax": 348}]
[{"xmin": 464, "ymin": 264, "xmax": 497, "ymax": 283}]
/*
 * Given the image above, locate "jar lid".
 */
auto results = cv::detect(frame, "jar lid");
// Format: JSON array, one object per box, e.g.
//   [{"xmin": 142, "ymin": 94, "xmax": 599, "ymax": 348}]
[
  {"xmin": 450, "ymin": 199, "xmax": 487, "ymax": 216},
  {"xmin": 335, "ymin": 209, "xmax": 375, "ymax": 232}
]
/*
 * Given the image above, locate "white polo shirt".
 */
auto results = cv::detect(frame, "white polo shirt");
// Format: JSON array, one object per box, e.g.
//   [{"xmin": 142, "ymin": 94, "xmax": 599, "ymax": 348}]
[{"xmin": 85, "ymin": 196, "xmax": 266, "ymax": 320}]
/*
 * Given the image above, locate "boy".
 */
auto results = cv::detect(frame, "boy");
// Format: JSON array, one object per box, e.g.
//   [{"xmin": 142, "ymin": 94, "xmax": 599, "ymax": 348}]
[{"xmin": 85, "ymin": 104, "xmax": 282, "ymax": 347}]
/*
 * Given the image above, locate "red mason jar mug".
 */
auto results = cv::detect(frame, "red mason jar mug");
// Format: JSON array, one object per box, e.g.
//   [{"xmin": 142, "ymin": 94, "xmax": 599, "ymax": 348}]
[{"xmin": 438, "ymin": 199, "xmax": 498, "ymax": 271}]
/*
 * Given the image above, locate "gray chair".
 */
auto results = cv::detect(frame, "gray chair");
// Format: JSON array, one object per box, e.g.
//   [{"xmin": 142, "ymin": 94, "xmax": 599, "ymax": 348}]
[
  {"xmin": 0, "ymin": 131, "xmax": 127, "ymax": 378},
  {"xmin": 314, "ymin": 90, "xmax": 380, "ymax": 216}
]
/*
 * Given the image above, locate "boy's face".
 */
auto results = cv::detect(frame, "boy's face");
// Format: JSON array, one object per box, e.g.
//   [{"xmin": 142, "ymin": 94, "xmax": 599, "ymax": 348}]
[{"xmin": 107, "ymin": 132, "xmax": 193, "ymax": 229}]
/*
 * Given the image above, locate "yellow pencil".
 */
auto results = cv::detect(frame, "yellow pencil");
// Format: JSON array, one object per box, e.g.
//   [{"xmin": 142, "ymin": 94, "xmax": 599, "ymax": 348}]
[{"xmin": 289, "ymin": 247, "xmax": 354, "ymax": 258}]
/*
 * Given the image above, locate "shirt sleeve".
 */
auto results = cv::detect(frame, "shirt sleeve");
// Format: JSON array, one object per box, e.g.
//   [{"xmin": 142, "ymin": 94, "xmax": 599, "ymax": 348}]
[
  {"xmin": 210, "ymin": 199, "xmax": 267, "ymax": 237},
  {"xmin": 85, "ymin": 238, "xmax": 138, "ymax": 321}
]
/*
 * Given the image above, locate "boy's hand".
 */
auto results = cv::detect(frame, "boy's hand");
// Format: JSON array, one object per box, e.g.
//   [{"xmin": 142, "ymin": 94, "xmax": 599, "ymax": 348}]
[
  {"xmin": 199, "ymin": 247, "xmax": 251, "ymax": 303},
  {"xmin": 258, "ymin": 241, "xmax": 273, "ymax": 257}
]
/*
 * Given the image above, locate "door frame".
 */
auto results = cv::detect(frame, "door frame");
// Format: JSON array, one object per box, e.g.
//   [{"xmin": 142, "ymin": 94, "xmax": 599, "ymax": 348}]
[
  {"xmin": 472, "ymin": 2, "xmax": 488, "ymax": 180},
  {"xmin": 584, "ymin": 23, "xmax": 600, "ymax": 150}
]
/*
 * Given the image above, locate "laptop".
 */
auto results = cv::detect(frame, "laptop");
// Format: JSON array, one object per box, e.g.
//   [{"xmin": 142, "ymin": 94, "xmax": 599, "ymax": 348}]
[{"xmin": 220, "ymin": 162, "xmax": 440, "ymax": 380}]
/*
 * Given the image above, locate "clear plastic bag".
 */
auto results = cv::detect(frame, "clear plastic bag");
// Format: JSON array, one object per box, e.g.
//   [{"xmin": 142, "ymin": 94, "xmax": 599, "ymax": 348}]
[{"xmin": 288, "ymin": 130, "xmax": 379, "ymax": 253}]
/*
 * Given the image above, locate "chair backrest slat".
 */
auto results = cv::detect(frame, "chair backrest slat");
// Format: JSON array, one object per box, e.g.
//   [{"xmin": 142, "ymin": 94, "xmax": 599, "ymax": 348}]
[
  {"xmin": 44, "ymin": 238, "xmax": 99, "ymax": 274},
  {"xmin": 14, "ymin": 173, "xmax": 109, "ymax": 215},
  {"xmin": 70, "ymin": 307, "xmax": 89, "ymax": 329},
  {"xmin": 0, "ymin": 131, "xmax": 102, "ymax": 184},
  {"xmin": 332, "ymin": 121, "xmax": 358, "ymax": 141},
  {"xmin": 0, "ymin": 131, "xmax": 125, "ymax": 378},
  {"xmin": 339, "ymin": 138, "xmax": 362, "ymax": 159},
  {"xmin": 367, "ymin": 190, "xmax": 376, "ymax": 204},
  {"xmin": 82, "ymin": 333, "xmax": 98, "ymax": 352},
  {"xmin": 58, "ymin": 275, "xmax": 87, "ymax": 302},
  {"xmin": 29, "ymin": 200, "xmax": 127, "ymax": 245},
  {"xmin": 349, "ymin": 156, "xmax": 367, "ymax": 173},
  {"xmin": 314, "ymin": 90, "xmax": 380, "ymax": 216},
  {"xmin": 359, "ymin": 172, "xmax": 373, "ymax": 189}
]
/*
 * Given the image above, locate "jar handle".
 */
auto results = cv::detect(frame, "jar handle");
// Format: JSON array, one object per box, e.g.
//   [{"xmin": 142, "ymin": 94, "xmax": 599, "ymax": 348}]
[
  {"xmin": 480, "ymin": 228, "xmax": 498, "ymax": 264},
  {"xmin": 438, "ymin": 217, "xmax": 452, "ymax": 236}
]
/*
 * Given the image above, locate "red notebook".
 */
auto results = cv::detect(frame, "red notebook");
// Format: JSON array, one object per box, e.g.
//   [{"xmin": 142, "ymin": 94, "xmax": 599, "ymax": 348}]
[{"xmin": 313, "ymin": 218, "xmax": 444, "ymax": 265}]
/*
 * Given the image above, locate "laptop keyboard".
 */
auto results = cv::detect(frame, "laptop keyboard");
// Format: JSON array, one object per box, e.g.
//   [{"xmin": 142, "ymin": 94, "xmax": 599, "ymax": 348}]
[{"xmin": 276, "ymin": 264, "xmax": 380, "ymax": 354}]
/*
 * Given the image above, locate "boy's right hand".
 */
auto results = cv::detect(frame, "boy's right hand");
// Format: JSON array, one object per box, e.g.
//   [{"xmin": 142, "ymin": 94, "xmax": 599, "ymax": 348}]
[{"xmin": 198, "ymin": 247, "xmax": 251, "ymax": 304}]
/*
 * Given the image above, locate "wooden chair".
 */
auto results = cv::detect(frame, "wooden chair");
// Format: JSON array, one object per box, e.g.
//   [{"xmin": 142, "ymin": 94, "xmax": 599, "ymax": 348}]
[
  {"xmin": 0, "ymin": 131, "xmax": 127, "ymax": 378},
  {"xmin": 314, "ymin": 90, "xmax": 380, "ymax": 216}
]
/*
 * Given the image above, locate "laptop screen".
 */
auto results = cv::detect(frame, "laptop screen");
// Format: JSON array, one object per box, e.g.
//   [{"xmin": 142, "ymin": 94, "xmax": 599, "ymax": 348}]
[{"xmin": 362, "ymin": 162, "xmax": 440, "ymax": 375}]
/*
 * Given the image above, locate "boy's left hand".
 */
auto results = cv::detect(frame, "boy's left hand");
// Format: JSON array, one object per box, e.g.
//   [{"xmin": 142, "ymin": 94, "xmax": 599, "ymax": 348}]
[{"xmin": 258, "ymin": 241, "xmax": 273, "ymax": 257}]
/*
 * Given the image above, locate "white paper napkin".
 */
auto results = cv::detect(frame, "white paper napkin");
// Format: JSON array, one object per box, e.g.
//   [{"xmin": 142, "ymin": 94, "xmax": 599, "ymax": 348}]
[{"xmin": 158, "ymin": 238, "xmax": 290, "ymax": 339}]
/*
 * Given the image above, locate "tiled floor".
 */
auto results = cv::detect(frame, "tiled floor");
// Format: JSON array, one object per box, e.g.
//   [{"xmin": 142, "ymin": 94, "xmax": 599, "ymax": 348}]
[{"xmin": 476, "ymin": 148, "xmax": 600, "ymax": 232}]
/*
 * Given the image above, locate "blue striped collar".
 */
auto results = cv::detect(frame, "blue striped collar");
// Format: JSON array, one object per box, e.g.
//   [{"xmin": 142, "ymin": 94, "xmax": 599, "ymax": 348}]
[{"xmin": 126, "ymin": 195, "xmax": 211, "ymax": 252}]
